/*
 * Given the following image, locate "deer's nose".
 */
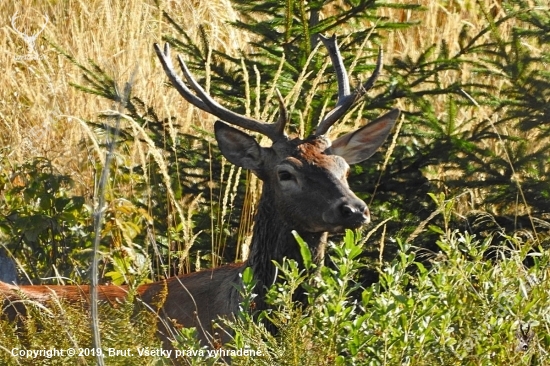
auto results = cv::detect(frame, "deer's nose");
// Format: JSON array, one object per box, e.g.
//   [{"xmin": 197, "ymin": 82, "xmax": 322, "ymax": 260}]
[{"xmin": 339, "ymin": 201, "xmax": 370, "ymax": 226}]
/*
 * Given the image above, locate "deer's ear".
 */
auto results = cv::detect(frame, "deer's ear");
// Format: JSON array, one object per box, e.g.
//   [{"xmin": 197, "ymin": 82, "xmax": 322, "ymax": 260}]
[
  {"xmin": 215, "ymin": 121, "xmax": 263, "ymax": 171},
  {"xmin": 330, "ymin": 109, "xmax": 400, "ymax": 164}
]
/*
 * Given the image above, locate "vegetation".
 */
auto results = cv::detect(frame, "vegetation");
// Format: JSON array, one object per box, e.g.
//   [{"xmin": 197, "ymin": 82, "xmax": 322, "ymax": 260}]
[
  {"xmin": 0, "ymin": 0, "xmax": 548, "ymax": 365},
  {"xmin": 227, "ymin": 223, "xmax": 550, "ymax": 365}
]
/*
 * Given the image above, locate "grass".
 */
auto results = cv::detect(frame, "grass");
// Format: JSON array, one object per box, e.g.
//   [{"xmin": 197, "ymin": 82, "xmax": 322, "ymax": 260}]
[
  {"xmin": 1, "ymin": 0, "xmax": 542, "ymax": 214},
  {"xmin": 1, "ymin": 0, "xmax": 243, "ymax": 181},
  {"xmin": 0, "ymin": 292, "xmax": 164, "ymax": 365},
  {"xmin": 0, "ymin": 4, "xmax": 537, "ymax": 169},
  {"xmin": 0, "ymin": 0, "xmax": 512, "ymax": 159}
]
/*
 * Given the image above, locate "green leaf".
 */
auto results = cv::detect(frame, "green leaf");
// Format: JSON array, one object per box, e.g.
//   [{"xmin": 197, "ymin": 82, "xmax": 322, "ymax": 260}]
[
  {"xmin": 292, "ymin": 230, "xmax": 313, "ymax": 270},
  {"xmin": 242, "ymin": 266, "xmax": 254, "ymax": 285},
  {"xmin": 428, "ymin": 225, "xmax": 445, "ymax": 235},
  {"xmin": 105, "ymin": 271, "xmax": 125, "ymax": 286}
]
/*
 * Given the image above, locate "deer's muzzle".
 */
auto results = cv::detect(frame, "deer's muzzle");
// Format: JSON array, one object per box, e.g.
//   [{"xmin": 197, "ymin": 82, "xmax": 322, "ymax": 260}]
[{"xmin": 323, "ymin": 197, "xmax": 370, "ymax": 231}]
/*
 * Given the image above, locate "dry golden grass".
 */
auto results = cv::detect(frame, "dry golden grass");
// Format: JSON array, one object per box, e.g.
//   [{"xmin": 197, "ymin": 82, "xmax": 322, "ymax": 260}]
[
  {"xmin": 0, "ymin": 0, "xmax": 246, "ymax": 193},
  {"xmin": 0, "ymin": 0, "xmax": 543, "ymax": 224}
]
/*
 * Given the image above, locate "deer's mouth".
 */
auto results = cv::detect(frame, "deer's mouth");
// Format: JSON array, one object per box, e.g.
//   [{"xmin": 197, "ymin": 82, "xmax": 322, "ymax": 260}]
[
  {"xmin": 346, "ymin": 215, "xmax": 370, "ymax": 229},
  {"xmin": 318, "ymin": 215, "xmax": 369, "ymax": 234}
]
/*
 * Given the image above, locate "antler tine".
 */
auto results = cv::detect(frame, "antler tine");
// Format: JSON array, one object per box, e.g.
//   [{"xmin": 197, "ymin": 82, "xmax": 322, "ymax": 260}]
[
  {"xmin": 10, "ymin": 12, "xmax": 23, "ymax": 37},
  {"xmin": 154, "ymin": 43, "xmax": 287, "ymax": 142},
  {"xmin": 315, "ymin": 35, "xmax": 384, "ymax": 136},
  {"xmin": 361, "ymin": 47, "xmax": 383, "ymax": 93},
  {"xmin": 320, "ymin": 34, "xmax": 350, "ymax": 99},
  {"xmin": 274, "ymin": 88, "xmax": 289, "ymax": 136},
  {"xmin": 154, "ymin": 43, "xmax": 211, "ymax": 111},
  {"xmin": 10, "ymin": 12, "xmax": 16, "ymax": 26},
  {"xmin": 37, "ymin": 14, "xmax": 49, "ymax": 35}
]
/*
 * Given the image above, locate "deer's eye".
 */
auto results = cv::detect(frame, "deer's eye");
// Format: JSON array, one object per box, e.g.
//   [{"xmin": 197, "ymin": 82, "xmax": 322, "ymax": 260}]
[{"xmin": 278, "ymin": 170, "xmax": 293, "ymax": 181}]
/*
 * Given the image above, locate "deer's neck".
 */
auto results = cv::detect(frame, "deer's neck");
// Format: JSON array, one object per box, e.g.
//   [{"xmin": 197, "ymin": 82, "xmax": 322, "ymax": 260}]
[{"xmin": 247, "ymin": 188, "xmax": 327, "ymax": 310}]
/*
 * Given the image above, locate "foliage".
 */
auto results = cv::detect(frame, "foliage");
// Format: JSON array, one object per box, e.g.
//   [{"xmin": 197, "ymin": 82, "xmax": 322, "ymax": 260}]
[
  {"xmin": 0, "ymin": 151, "xmax": 154, "ymax": 285},
  {"xmin": 227, "ymin": 0, "xmax": 418, "ymax": 134},
  {"xmin": 227, "ymin": 226, "xmax": 550, "ymax": 365},
  {"xmin": 372, "ymin": 0, "xmax": 550, "ymax": 243},
  {"xmin": 0, "ymin": 154, "xmax": 92, "ymax": 281},
  {"xmin": 1, "ymin": 209, "xmax": 549, "ymax": 365},
  {"xmin": 152, "ymin": 0, "xmax": 550, "ymax": 270}
]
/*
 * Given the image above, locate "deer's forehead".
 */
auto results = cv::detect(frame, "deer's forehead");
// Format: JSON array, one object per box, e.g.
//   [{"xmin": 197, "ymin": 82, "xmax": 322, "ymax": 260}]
[{"xmin": 274, "ymin": 139, "xmax": 348, "ymax": 173}]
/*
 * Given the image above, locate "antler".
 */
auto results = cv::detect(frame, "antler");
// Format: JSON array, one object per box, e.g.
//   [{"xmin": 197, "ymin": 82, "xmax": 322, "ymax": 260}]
[
  {"xmin": 153, "ymin": 43, "xmax": 289, "ymax": 142},
  {"xmin": 11, "ymin": 12, "xmax": 49, "ymax": 40},
  {"xmin": 315, "ymin": 34, "xmax": 383, "ymax": 136}
]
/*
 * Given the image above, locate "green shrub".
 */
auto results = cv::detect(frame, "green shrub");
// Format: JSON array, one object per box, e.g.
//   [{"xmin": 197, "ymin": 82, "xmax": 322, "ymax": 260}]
[
  {"xmin": 0, "ymin": 155, "xmax": 92, "ymax": 281},
  {"xmin": 226, "ymin": 226, "xmax": 549, "ymax": 365}
]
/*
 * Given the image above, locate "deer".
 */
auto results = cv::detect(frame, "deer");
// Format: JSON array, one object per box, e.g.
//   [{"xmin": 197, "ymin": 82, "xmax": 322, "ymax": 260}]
[
  {"xmin": 0, "ymin": 34, "xmax": 400, "ymax": 349},
  {"xmin": 10, "ymin": 11, "xmax": 49, "ymax": 61}
]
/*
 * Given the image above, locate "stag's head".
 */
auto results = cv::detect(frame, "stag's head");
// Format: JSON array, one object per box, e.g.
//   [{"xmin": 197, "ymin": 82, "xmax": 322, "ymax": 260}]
[{"xmin": 154, "ymin": 35, "xmax": 400, "ymax": 234}]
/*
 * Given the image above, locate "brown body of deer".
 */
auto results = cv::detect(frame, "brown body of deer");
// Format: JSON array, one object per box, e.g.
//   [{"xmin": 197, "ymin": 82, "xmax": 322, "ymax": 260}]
[{"xmin": 0, "ymin": 35, "xmax": 400, "ymax": 349}]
